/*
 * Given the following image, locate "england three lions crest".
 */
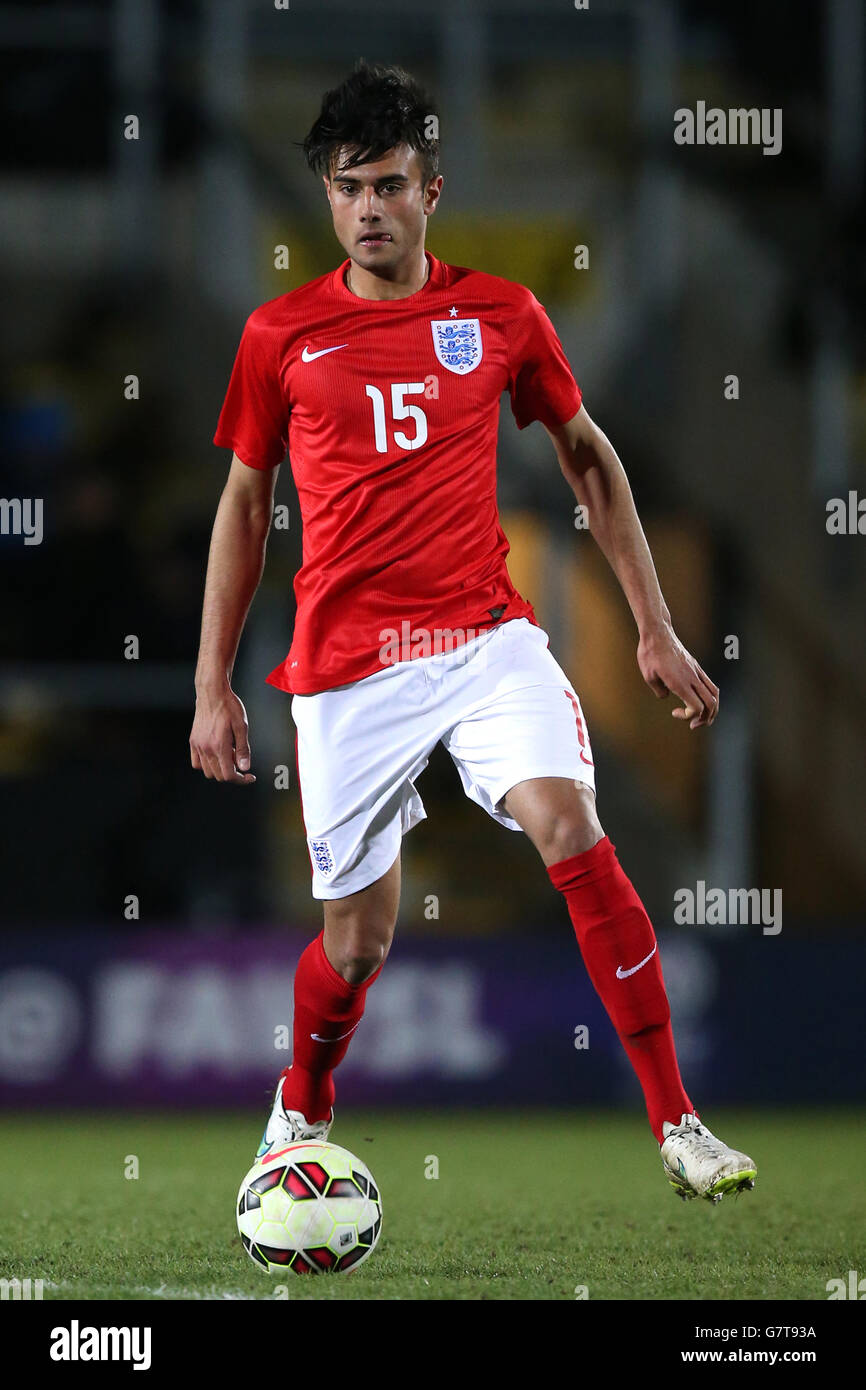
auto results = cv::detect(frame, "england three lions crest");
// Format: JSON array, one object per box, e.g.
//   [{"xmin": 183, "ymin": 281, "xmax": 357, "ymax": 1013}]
[{"xmin": 431, "ymin": 318, "xmax": 483, "ymax": 375}]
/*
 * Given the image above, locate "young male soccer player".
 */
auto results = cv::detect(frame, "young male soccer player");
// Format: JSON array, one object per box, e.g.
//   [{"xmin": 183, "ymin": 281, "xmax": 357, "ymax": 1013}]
[{"xmin": 191, "ymin": 63, "xmax": 756, "ymax": 1203}]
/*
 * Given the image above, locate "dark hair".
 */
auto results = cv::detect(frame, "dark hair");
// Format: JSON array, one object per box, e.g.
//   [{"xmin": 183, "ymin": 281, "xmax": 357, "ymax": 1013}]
[{"xmin": 303, "ymin": 61, "xmax": 440, "ymax": 185}]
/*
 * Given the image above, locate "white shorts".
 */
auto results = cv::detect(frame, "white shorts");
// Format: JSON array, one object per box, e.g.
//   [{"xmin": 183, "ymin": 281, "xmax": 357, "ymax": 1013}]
[{"xmin": 291, "ymin": 617, "xmax": 595, "ymax": 899}]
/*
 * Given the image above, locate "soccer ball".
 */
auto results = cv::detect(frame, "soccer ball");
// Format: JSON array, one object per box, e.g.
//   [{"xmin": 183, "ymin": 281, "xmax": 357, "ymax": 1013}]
[{"xmin": 236, "ymin": 1140, "xmax": 382, "ymax": 1275}]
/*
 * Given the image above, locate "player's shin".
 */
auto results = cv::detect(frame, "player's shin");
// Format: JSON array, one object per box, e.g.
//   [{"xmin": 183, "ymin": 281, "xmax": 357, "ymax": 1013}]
[
  {"xmin": 283, "ymin": 929, "xmax": 383, "ymax": 1123},
  {"xmin": 547, "ymin": 835, "xmax": 692, "ymax": 1143}
]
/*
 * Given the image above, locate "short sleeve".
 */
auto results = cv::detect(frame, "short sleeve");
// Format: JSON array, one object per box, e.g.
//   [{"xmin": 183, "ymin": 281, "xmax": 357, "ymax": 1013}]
[
  {"xmin": 213, "ymin": 312, "xmax": 289, "ymax": 470},
  {"xmin": 507, "ymin": 290, "xmax": 582, "ymax": 431}
]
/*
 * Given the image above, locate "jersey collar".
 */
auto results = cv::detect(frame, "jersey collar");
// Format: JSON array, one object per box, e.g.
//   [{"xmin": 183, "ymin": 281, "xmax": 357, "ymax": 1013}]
[{"xmin": 333, "ymin": 251, "xmax": 444, "ymax": 306}]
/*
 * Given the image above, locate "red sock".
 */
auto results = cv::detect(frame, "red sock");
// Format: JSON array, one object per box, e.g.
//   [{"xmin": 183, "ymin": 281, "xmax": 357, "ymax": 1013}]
[
  {"xmin": 548, "ymin": 835, "xmax": 693, "ymax": 1143},
  {"xmin": 281, "ymin": 930, "xmax": 383, "ymax": 1123}
]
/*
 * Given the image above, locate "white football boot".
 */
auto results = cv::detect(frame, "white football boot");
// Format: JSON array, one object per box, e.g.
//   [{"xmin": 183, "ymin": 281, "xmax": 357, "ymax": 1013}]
[
  {"xmin": 660, "ymin": 1113, "xmax": 757, "ymax": 1203},
  {"xmin": 254, "ymin": 1067, "xmax": 333, "ymax": 1164}
]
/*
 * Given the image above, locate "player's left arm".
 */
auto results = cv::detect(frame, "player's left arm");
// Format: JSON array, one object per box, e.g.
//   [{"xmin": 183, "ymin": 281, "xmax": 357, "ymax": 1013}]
[{"xmin": 544, "ymin": 404, "xmax": 719, "ymax": 730}]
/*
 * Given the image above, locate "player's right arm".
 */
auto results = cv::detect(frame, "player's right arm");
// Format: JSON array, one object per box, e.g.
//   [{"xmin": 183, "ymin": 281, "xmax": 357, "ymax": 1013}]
[{"xmin": 190, "ymin": 452, "xmax": 279, "ymax": 784}]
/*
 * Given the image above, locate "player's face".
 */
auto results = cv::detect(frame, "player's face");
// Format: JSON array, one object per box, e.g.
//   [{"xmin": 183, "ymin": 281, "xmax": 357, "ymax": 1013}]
[{"xmin": 325, "ymin": 146, "xmax": 441, "ymax": 276}]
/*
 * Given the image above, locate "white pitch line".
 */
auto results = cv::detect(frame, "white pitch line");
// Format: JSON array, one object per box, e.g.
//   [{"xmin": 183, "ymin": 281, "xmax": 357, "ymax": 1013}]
[{"xmin": 41, "ymin": 1279, "xmax": 279, "ymax": 1301}]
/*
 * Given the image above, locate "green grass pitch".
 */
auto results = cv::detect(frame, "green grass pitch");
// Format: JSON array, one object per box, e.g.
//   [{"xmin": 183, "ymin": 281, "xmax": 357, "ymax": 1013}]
[{"xmin": 1, "ymin": 1108, "xmax": 862, "ymax": 1301}]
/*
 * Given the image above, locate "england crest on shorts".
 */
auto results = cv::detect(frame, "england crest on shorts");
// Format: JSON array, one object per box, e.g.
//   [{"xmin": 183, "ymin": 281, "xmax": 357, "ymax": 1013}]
[
  {"xmin": 310, "ymin": 838, "xmax": 335, "ymax": 877},
  {"xmin": 430, "ymin": 318, "xmax": 483, "ymax": 375}
]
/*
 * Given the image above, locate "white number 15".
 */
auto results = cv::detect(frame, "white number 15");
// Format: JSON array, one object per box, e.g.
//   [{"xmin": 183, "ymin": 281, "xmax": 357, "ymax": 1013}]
[{"xmin": 365, "ymin": 383, "xmax": 428, "ymax": 453}]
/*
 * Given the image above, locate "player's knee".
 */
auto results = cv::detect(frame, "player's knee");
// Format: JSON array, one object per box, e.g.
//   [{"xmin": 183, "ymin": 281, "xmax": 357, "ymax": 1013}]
[
  {"xmin": 333, "ymin": 945, "xmax": 389, "ymax": 985},
  {"xmin": 541, "ymin": 811, "xmax": 603, "ymax": 867},
  {"xmin": 325, "ymin": 920, "xmax": 394, "ymax": 984}
]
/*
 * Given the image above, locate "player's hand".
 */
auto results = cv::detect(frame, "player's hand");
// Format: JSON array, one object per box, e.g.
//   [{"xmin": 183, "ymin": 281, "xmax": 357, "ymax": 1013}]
[
  {"xmin": 189, "ymin": 684, "xmax": 256, "ymax": 783},
  {"xmin": 637, "ymin": 622, "xmax": 719, "ymax": 730}
]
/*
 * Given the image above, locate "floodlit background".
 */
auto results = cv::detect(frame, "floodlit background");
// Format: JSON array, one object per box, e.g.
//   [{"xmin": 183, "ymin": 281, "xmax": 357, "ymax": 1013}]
[{"xmin": 0, "ymin": 0, "xmax": 864, "ymax": 1114}]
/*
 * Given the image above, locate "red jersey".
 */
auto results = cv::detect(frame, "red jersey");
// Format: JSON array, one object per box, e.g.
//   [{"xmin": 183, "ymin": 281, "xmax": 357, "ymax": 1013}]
[{"xmin": 213, "ymin": 252, "xmax": 581, "ymax": 694}]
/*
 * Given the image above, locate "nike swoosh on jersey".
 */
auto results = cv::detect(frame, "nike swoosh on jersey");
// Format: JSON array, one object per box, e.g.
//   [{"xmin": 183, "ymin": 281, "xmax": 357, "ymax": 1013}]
[
  {"xmin": 310, "ymin": 1023, "xmax": 359, "ymax": 1043},
  {"xmin": 301, "ymin": 343, "xmax": 348, "ymax": 362},
  {"xmin": 615, "ymin": 944, "xmax": 657, "ymax": 979}
]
